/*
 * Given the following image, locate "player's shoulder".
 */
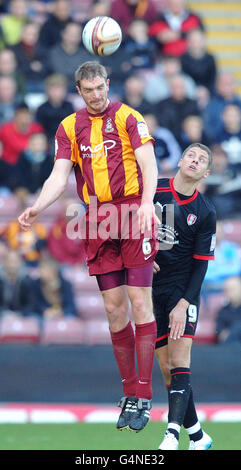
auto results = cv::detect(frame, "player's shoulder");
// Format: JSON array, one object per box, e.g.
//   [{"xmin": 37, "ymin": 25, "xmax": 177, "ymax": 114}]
[
  {"xmin": 156, "ymin": 177, "xmax": 170, "ymax": 189},
  {"xmin": 117, "ymin": 101, "xmax": 144, "ymax": 119},
  {"xmin": 197, "ymin": 191, "xmax": 216, "ymax": 220},
  {"xmin": 59, "ymin": 111, "xmax": 77, "ymax": 129}
]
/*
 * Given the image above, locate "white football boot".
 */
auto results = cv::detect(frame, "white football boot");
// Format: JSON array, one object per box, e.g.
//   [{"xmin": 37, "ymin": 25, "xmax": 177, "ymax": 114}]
[
  {"xmin": 188, "ymin": 431, "xmax": 213, "ymax": 450},
  {"xmin": 158, "ymin": 431, "xmax": 179, "ymax": 450}
]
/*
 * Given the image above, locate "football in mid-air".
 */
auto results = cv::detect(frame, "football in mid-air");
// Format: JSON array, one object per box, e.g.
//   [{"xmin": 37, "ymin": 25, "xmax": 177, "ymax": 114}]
[{"xmin": 82, "ymin": 16, "xmax": 122, "ymax": 56}]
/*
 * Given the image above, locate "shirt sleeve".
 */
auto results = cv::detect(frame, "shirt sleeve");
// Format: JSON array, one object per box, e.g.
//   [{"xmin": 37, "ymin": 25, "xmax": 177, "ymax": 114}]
[
  {"xmin": 125, "ymin": 109, "xmax": 155, "ymax": 151},
  {"xmin": 184, "ymin": 259, "xmax": 208, "ymax": 304},
  {"xmin": 55, "ymin": 114, "xmax": 77, "ymax": 164},
  {"xmin": 193, "ymin": 209, "xmax": 216, "ymax": 260}
]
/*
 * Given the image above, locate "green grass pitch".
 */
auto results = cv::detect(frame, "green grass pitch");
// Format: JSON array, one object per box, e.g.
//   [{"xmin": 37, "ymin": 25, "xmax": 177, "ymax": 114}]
[{"xmin": 0, "ymin": 422, "xmax": 240, "ymax": 450}]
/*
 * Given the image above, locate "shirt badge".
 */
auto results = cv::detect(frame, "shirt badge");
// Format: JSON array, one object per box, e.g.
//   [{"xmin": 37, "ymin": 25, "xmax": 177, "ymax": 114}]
[{"xmin": 187, "ymin": 214, "xmax": 197, "ymax": 225}]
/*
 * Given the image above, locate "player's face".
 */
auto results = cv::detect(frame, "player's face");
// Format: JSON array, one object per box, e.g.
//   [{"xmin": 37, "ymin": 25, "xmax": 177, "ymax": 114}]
[
  {"xmin": 77, "ymin": 76, "xmax": 109, "ymax": 114},
  {"xmin": 178, "ymin": 147, "xmax": 210, "ymax": 180}
]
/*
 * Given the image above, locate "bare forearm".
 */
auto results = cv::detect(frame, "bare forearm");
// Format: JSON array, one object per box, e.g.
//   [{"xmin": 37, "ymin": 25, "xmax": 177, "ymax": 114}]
[
  {"xmin": 141, "ymin": 157, "xmax": 158, "ymax": 203},
  {"xmin": 32, "ymin": 174, "xmax": 66, "ymax": 214}
]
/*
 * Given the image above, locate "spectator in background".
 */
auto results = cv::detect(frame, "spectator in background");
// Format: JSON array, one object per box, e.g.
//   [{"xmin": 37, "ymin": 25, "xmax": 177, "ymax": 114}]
[
  {"xmin": 122, "ymin": 74, "xmax": 152, "ymax": 115},
  {"xmin": 0, "ymin": 0, "xmax": 28, "ymax": 47},
  {"xmin": 110, "ymin": 0, "xmax": 158, "ymax": 34},
  {"xmin": 154, "ymin": 73, "xmax": 200, "ymax": 141},
  {"xmin": 0, "ymin": 249, "xmax": 35, "ymax": 316},
  {"xmin": 180, "ymin": 29, "xmax": 217, "ymax": 92},
  {"xmin": 48, "ymin": 22, "xmax": 92, "ymax": 93},
  {"xmin": 148, "ymin": 0, "xmax": 204, "ymax": 57},
  {"xmin": 33, "ymin": 258, "xmax": 77, "ymax": 318},
  {"xmin": 38, "ymin": 0, "xmax": 71, "ymax": 48},
  {"xmin": 179, "ymin": 114, "xmax": 211, "ymax": 151},
  {"xmin": 69, "ymin": 0, "xmax": 101, "ymax": 23},
  {"xmin": 101, "ymin": 44, "xmax": 132, "ymax": 100},
  {"xmin": 143, "ymin": 112, "xmax": 181, "ymax": 173},
  {"xmin": 14, "ymin": 133, "xmax": 53, "ymax": 196},
  {"xmin": 213, "ymin": 104, "xmax": 241, "ymax": 170},
  {"xmin": 0, "ymin": 48, "xmax": 25, "ymax": 95},
  {"xmin": 124, "ymin": 19, "xmax": 158, "ymax": 72},
  {"xmin": 0, "ymin": 76, "xmax": 20, "ymax": 125},
  {"xmin": 216, "ymin": 276, "xmax": 241, "ymax": 344},
  {"xmin": 47, "ymin": 197, "xmax": 86, "ymax": 266},
  {"xmin": 143, "ymin": 55, "xmax": 196, "ymax": 104},
  {"xmin": 1, "ymin": 204, "xmax": 47, "ymax": 266},
  {"xmin": 35, "ymin": 74, "xmax": 74, "ymax": 152},
  {"xmin": 204, "ymin": 221, "xmax": 241, "ymax": 295},
  {"xmin": 204, "ymin": 144, "xmax": 240, "ymax": 219},
  {"xmin": 203, "ymin": 72, "xmax": 241, "ymax": 141},
  {"xmin": 0, "ymin": 102, "xmax": 43, "ymax": 189},
  {"xmin": 12, "ymin": 22, "xmax": 50, "ymax": 93}
]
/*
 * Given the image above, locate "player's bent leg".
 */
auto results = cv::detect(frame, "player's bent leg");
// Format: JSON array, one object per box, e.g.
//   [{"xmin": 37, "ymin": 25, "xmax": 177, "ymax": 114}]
[
  {"xmin": 127, "ymin": 284, "xmax": 157, "ymax": 432},
  {"xmin": 159, "ymin": 338, "xmax": 192, "ymax": 449},
  {"xmin": 99, "ymin": 279, "xmax": 138, "ymax": 430},
  {"xmin": 155, "ymin": 345, "xmax": 171, "ymax": 387}
]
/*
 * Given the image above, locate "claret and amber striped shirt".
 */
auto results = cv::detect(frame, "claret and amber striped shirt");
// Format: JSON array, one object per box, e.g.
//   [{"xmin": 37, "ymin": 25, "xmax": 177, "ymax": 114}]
[{"xmin": 55, "ymin": 101, "xmax": 154, "ymax": 204}]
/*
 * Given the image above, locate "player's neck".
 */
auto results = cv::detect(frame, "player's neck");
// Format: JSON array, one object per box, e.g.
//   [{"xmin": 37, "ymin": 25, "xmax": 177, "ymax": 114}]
[{"xmin": 173, "ymin": 172, "xmax": 198, "ymax": 196}]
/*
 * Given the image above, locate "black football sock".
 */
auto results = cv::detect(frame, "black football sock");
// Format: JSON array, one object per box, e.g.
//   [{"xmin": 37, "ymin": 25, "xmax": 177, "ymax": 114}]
[
  {"xmin": 183, "ymin": 388, "xmax": 203, "ymax": 441},
  {"xmin": 167, "ymin": 367, "xmax": 191, "ymax": 440}
]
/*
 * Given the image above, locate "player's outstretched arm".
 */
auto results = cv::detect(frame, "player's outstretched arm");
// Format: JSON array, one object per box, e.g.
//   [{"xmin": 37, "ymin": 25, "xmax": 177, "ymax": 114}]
[
  {"xmin": 18, "ymin": 159, "xmax": 73, "ymax": 231},
  {"xmin": 135, "ymin": 141, "xmax": 160, "ymax": 233}
]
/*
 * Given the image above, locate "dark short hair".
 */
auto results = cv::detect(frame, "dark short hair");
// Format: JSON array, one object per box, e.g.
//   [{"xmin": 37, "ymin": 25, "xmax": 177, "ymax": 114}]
[
  {"xmin": 182, "ymin": 142, "xmax": 212, "ymax": 168},
  {"xmin": 15, "ymin": 101, "xmax": 29, "ymax": 112},
  {"xmin": 75, "ymin": 61, "xmax": 107, "ymax": 88}
]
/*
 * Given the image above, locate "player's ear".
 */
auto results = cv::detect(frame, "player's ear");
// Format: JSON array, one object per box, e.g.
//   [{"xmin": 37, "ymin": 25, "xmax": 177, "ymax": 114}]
[
  {"xmin": 177, "ymin": 159, "xmax": 182, "ymax": 168},
  {"xmin": 106, "ymin": 78, "xmax": 110, "ymax": 91},
  {"xmin": 76, "ymin": 84, "xmax": 81, "ymax": 96},
  {"xmin": 203, "ymin": 169, "xmax": 210, "ymax": 179}
]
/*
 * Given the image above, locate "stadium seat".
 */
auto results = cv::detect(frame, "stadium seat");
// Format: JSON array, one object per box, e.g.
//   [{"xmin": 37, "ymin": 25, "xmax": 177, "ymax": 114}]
[
  {"xmin": 40, "ymin": 317, "xmax": 84, "ymax": 345},
  {"xmin": 0, "ymin": 315, "xmax": 40, "ymax": 343},
  {"xmin": 68, "ymin": 267, "xmax": 99, "ymax": 292},
  {"xmin": 0, "ymin": 196, "xmax": 21, "ymax": 221},
  {"xmin": 75, "ymin": 292, "xmax": 106, "ymax": 319},
  {"xmin": 195, "ymin": 318, "xmax": 216, "ymax": 344},
  {"xmin": 82, "ymin": 319, "xmax": 112, "ymax": 344},
  {"xmin": 223, "ymin": 220, "xmax": 241, "ymax": 246}
]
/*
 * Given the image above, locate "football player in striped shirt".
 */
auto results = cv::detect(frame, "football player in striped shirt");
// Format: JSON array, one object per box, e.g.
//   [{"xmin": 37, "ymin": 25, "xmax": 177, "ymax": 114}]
[{"xmin": 18, "ymin": 61, "xmax": 159, "ymax": 433}]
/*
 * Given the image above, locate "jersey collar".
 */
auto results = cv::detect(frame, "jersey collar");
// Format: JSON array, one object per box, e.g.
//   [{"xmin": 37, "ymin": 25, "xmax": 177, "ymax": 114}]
[{"xmin": 169, "ymin": 177, "xmax": 199, "ymax": 205}]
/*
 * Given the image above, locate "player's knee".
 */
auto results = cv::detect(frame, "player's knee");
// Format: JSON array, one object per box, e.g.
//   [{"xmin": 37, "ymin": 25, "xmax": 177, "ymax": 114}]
[{"xmin": 104, "ymin": 298, "xmax": 129, "ymax": 331}]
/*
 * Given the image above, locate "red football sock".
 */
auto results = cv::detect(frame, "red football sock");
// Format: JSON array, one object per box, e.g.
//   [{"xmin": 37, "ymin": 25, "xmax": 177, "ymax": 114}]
[
  {"xmin": 135, "ymin": 320, "xmax": 157, "ymax": 400},
  {"xmin": 110, "ymin": 321, "xmax": 138, "ymax": 397}
]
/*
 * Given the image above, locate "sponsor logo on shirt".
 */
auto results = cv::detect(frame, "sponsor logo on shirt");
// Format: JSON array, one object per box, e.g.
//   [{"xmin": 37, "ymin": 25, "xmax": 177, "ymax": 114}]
[
  {"xmin": 80, "ymin": 140, "xmax": 116, "ymax": 158},
  {"xmin": 137, "ymin": 121, "xmax": 149, "ymax": 138}
]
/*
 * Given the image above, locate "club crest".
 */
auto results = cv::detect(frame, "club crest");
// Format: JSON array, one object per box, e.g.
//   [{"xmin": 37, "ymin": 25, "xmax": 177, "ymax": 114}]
[
  {"xmin": 187, "ymin": 214, "xmax": 197, "ymax": 225},
  {"xmin": 105, "ymin": 118, "xmax": 114, "ymax": 133}
]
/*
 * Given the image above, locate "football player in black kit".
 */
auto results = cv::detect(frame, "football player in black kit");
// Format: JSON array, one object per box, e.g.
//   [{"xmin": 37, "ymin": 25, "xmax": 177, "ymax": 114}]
[{"xmin": 153, "ymin": 143, "xmax": 216, "ymax": 450}]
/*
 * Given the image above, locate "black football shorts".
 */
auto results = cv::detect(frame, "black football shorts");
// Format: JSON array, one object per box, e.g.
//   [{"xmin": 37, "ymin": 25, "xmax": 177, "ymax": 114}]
[{"xmin": 152, "ymin": 282, "xmax": 200, "ymax": 349}]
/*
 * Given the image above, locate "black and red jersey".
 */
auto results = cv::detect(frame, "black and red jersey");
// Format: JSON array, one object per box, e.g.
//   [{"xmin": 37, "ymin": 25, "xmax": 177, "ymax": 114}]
[{"xmin": 153, "ymin": 177, "xmax": 216, "ymax": 286}]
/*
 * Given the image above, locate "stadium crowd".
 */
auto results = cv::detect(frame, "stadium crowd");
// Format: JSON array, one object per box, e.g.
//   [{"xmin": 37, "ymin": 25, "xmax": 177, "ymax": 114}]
[{"xmin": 0, "ymin": 0, "xmax": 240, "ymax": 344}]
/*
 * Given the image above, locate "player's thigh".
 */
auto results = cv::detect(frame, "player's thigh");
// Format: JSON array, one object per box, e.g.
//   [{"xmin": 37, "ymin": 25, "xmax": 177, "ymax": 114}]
[{"xmin": 168, "ymin": 336, "xmax": 193, "ymax": 369}]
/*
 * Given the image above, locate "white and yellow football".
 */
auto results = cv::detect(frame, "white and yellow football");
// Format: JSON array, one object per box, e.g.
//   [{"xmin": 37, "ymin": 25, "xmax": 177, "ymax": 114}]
[{"xmin": 82, "ymin": 16, "xmax": 122, "ymax": 56}]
